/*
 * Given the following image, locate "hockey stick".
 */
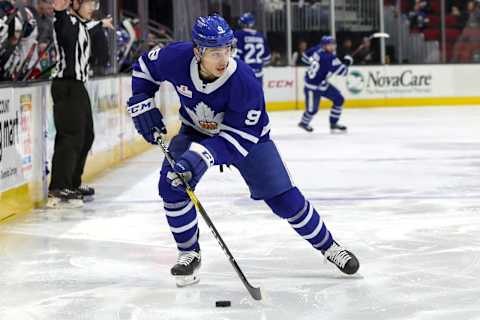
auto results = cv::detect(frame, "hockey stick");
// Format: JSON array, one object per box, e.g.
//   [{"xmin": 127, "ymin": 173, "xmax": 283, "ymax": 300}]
[
  {"xmin": 351, "ymin": 32, "xmax": 390, "ymax": 57},
  {"xmin": 153, "ymin": 129, "xmax": 262, "ymax": 301}
]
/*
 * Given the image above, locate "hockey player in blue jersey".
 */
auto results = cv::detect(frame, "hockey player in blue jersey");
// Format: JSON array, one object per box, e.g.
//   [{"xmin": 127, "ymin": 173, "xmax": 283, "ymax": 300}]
[
  {"xmin": 234, "ymin": 12, "xmax": 271, "ymax": 83},
  {"xmin": 127, "ymin": 15, "xmax": 359, "ymax": 287},
  {"xmin": 298, "ymin": 36, "xmax": 353, "ymax": 133}
]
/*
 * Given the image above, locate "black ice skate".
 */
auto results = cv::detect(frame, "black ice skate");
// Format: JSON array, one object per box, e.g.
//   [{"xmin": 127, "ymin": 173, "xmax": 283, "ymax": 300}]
[
  {"xmin": 46, "ymin": 189, "xmax": 84, "ymax": 209},
  {"xmin": 298, "ymin": 122, "xmax": 314, "ymax": 132},
  {"xmin": 171, "ymin": 250, "xmax": 201, "ymax": 287},
  {"xmin": 330, "ymin": 123, "xmax": 347, "ymax": 134},
  {"xmin": 76, "ymin": 185, "xmax": 95, "ymax": 202},
  {"xmin": 323, "ymin": 241, "xmax": 359, "ymax": 275}
]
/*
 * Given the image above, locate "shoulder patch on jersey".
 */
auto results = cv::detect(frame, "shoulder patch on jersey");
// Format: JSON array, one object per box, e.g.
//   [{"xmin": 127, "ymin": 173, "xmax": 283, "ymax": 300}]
[
  {"xmin": 148, "ymin": 47, "xmax": 162, "ymax": 61},
  {"xmin": 176, "ymin": 85, "xmax": 193, "ymax": 98}
]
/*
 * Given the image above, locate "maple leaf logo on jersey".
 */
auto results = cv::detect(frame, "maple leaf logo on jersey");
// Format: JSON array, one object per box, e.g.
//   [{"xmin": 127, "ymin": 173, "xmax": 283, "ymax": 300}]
[{"xmin": 186, "ymin": 102, "xmax": 224, "ymax": 134}]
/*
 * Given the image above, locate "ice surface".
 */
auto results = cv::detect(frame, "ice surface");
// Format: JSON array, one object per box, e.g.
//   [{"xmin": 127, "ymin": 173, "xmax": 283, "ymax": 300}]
[{"xmin": 1, "ymin": 107, "xmax": 480, "ymax": 320}]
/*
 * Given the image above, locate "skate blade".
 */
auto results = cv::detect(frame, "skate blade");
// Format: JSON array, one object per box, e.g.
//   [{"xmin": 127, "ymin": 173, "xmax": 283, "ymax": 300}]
[
  {"xmin": 330, "ymin": 129, "xmax": 348, "ymax": 135},
  {"xmin": 46, "ymin": 198, "xmax": 84, "ymax": 209},
  {"xmin": 174, "ymin": 272, "xmax": 200, "ymax": 287}
]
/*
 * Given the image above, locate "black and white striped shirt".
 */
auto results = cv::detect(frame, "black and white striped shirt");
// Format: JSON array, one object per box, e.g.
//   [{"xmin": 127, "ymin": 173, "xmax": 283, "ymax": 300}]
[{"xmin": 52, "ymin": 10, "xmax": 102, "ymax": 82}]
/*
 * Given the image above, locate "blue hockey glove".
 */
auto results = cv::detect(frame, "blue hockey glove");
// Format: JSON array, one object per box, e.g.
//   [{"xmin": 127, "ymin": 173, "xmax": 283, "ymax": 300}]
[
  {"xmin": 343, "ymin": 55, "xmax": 353, "ymax": 67},
  {"xmin": 127, "ymin": 93, "xmax": 166, "ymax": 144},
  {"xmin": 167, "ymin": 143, "xmax": 214, "ymax": 191}
]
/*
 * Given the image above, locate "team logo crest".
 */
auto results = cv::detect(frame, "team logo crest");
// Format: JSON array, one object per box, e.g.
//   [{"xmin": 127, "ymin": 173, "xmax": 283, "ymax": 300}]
[{"xmin": 186, "ymin": 102, "xmax": 224, "ymax": 134}]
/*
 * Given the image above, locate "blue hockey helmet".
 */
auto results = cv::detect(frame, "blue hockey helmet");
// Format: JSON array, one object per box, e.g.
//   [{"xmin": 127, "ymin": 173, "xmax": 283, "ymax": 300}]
[
  {"xmin": 320, "ymin": 35, "xmax": 336, "ymax": 47},
  {"xmin": 238, "ymin": 12, "xmax": 255, "ymax": 27},
  {"xmin": 192, "ymin": 15, "xmax": 234, "ymax": 48}
]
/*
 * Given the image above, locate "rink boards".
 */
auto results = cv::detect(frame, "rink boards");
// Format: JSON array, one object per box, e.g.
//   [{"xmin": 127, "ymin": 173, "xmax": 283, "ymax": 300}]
[
  {"xmin": 0, "ymin": 77, "xmax": 180, "ymax": 222},
  {"xmin": 263, "ymin": 64, "xmax": 480, "ymax": 110},
  {"xmin": 1, "ymin": 63, "xmax": 480, "ymax": 222}
]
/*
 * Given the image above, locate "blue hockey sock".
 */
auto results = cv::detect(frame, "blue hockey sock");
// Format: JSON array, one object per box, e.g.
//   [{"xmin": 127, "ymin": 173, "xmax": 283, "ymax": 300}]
[
  {"xmin": 329, "ymin": 105, "xmax": 343, "ymax": 125},
  {"xmin": 301, "ymin": 112, "xmax": 314, "ymax": 126},
  {"xmin": 266, "ymin": 188, "xmax": 334, "ymax": 252},
  {"xmin": 164, "ymin": 199, "xmax": 200, "ymax": 252}
]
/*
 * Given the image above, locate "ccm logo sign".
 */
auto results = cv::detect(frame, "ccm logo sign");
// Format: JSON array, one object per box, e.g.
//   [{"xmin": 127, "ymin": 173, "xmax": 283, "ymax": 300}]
[{"xmin": 267, "ymin": 80, "xmax": 294, "ymax": 88}]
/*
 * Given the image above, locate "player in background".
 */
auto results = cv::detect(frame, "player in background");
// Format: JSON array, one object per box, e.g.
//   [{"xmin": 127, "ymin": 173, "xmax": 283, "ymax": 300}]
[
  {"xmin": 298, "ymin": 36, "xmax": 353, "ymax": 133},
  {"xmin": 127, "ymin": 15, "xmax": 359, "ymax": 287},
  {"xmin": 233, "ymin": 12, "xmax": 271, "ymax": 83}
]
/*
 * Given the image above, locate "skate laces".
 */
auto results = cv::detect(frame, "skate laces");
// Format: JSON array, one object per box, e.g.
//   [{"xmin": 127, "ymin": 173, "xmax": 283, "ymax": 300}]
[
  {"xmin": 325, "ymin": 243, "xmax": 351, "ymax": 268},
  {"xmin": 177, "ymin": 251, "xmax": 200, "ymax": 266}
]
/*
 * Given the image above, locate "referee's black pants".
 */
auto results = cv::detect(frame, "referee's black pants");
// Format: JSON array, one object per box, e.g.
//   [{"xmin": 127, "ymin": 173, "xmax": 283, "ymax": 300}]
[{"xmin": 49, "ymin": 79, "xmax": 94, "ymax": 191}]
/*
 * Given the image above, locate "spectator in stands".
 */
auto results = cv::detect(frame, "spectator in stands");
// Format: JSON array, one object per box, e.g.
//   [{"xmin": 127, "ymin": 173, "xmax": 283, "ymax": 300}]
[
  {"xmin": 337, "ymin": 38, "xmax": 353, "ymax": 58},
  {"xmin": 291, "ymin": 40, "xmax": 308, "ymax": 66},
  {"xmin": 465, "ymin": 0, "xmax": 480, "ymax": 27},
  {"xmin": 270, "ymin": 50, "xmax": 284, "ymax": 66},
  {"xmin": 408, "ymin": 0, "xmax": 431, "ymax": 30},
  {"xmin": 355, "ymin": 37, "xmax": 374, "ymax": 65},
  {"xmin": 36, "ymin": 0, "xmax": 54, "ymax": 48},
  {"xmin": 0, "ymin": 0, "xmax": 38, "ymax": 81},
  {"xmin": 0, "ymin": 1, "xmax": 14, "ymax": 45}
]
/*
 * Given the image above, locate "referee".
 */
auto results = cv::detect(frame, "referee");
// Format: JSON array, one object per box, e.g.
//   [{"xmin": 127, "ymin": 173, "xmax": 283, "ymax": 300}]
[{"xmin": 47, "ymin": 0, "xmax": 113, "ymax": 208}]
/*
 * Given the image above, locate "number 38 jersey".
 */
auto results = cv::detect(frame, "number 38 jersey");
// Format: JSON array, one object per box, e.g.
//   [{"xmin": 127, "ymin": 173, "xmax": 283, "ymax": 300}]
[
  {"xmin": 234, "ymin": 29, "xmax": 271, "ymax": 79},
  {"xmin": 131, "ymin": 41, "xmax": 271, "ymax": 165},
  {"xmin": 301, "ymin": 45, "xmax": 349, "ymax": 91}
]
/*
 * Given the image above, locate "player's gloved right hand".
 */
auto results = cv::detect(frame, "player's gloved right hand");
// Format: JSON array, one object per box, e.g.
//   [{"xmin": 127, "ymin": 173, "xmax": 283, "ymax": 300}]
[
  {"xmin": 167, "ymin": 143, "xmax": 214, "ymax": 192},
  {"xmin": 127, "ymin": 93, "xmax": 166, "ymax": 144},
  {"xmin": 343, "ymin": 55, "xmax": 353, "ymax": 67}
]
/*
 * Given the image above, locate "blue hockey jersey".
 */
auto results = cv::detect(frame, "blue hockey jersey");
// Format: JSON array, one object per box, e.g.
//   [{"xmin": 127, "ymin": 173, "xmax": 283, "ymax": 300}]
[
  {"xmin": 131, "ymin": 41, "xmax": 271, "ymax": 165},
  {"xmin": 234, "ymin": 29, "xmax": 271, "ymax": 78},
  {"xmin": 302, "ymin": 45, "xmax": 348, "ymax": 91}
]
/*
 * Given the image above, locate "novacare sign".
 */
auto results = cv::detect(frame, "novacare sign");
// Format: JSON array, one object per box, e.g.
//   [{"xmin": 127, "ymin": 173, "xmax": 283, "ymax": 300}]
[{"xmin": 347, "ymin": 69, "xmax": 433, "ymax": 95}]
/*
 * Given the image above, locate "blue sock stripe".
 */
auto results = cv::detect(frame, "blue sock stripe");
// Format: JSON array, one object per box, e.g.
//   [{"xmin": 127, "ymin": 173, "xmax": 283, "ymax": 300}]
[
  {"xmin": 164, "ymin": 200, "xmax": 191, "ymax": 209},
  {"xmin": 169, "ymin": 216, "xmax": 198, "ymax": 234},
  {"xmin": 290, "ymin": 204, "xmax": 314, "ymax": 229},
  {"xmin": 177, "ymin": 229, "xmax": 199, "ymax": 250},
  {"xmin": 296, "ymin": 213, "xmax": 320, "ymax": 237},
  {"xmin": 330, "ymin": 114, "xmax": 340, "ymax": 119},
  {"xmin": 287, "ymin": 201, "xmax": 308, "ymax": 222},
  {"xmin": 303, "ymin": 216, "xmax": 324, "ymax": 240},
  {"xmin": 166, "ymin": 206, "xmax": 197, "ymax": 227},
  {"xmin": 172, "ymin": 224, "xmax": 198, "ymax": 243},
  {"xmin": 309, "ymin": 223, "xmax": 327, "ymax": 245},
  {"xmin": 164, "ymin": 201, "xmax": 194, "ymax": 217},
  {"xmin": 313, "ymin": 230, "xmax": 333, "ymax": 250}
]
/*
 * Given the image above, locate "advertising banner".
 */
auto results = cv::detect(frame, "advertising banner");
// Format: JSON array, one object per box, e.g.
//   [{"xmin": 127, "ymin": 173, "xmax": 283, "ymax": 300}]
[
  {"xmin": 263, "ymin": 67, "xmax": 298, "ymax": 104},
  {"xmin": 0, "ymin": 87, "xmax": 34, "ymax": 192}
]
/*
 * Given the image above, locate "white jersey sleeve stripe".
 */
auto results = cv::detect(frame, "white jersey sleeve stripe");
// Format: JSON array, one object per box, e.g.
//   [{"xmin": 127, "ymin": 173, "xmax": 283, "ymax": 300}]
[
  {"xmin": 139, "ymin": 56, "xmax": 158, "ymax": 84},
  {"xmin": 220, "ymin": 124, "xmax": 259, "ymax": 144},
  {"xmin": 219, "ymin": 132, "xmax": 248, "ymax": 157},
  {"xmin": 301, "ymin": 53, "xmax": 312, "ymax": 65},
  {"xmin": 132, "ymin": 70, "xmax": 159, "ymax": 84}
]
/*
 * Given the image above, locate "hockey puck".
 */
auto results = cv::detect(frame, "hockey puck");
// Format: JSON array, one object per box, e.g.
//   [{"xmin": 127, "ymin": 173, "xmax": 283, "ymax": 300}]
[{"xmin": 215, "ymin": 300, "xmax": 231, "ymax": 307}]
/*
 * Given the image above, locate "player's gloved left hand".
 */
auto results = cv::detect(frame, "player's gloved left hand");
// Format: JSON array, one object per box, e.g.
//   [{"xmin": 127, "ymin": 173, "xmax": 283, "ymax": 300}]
[
  {"xmin": 343, "ymin": 55, "xmax": 353, "ymax": 67},
  {"xmin": 167, "ymin": 144, "xmax": 214, "ymax": 192},
  {"xmin": 127, "ymin": 93, "xmax": 166, "ymax": 144}
]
